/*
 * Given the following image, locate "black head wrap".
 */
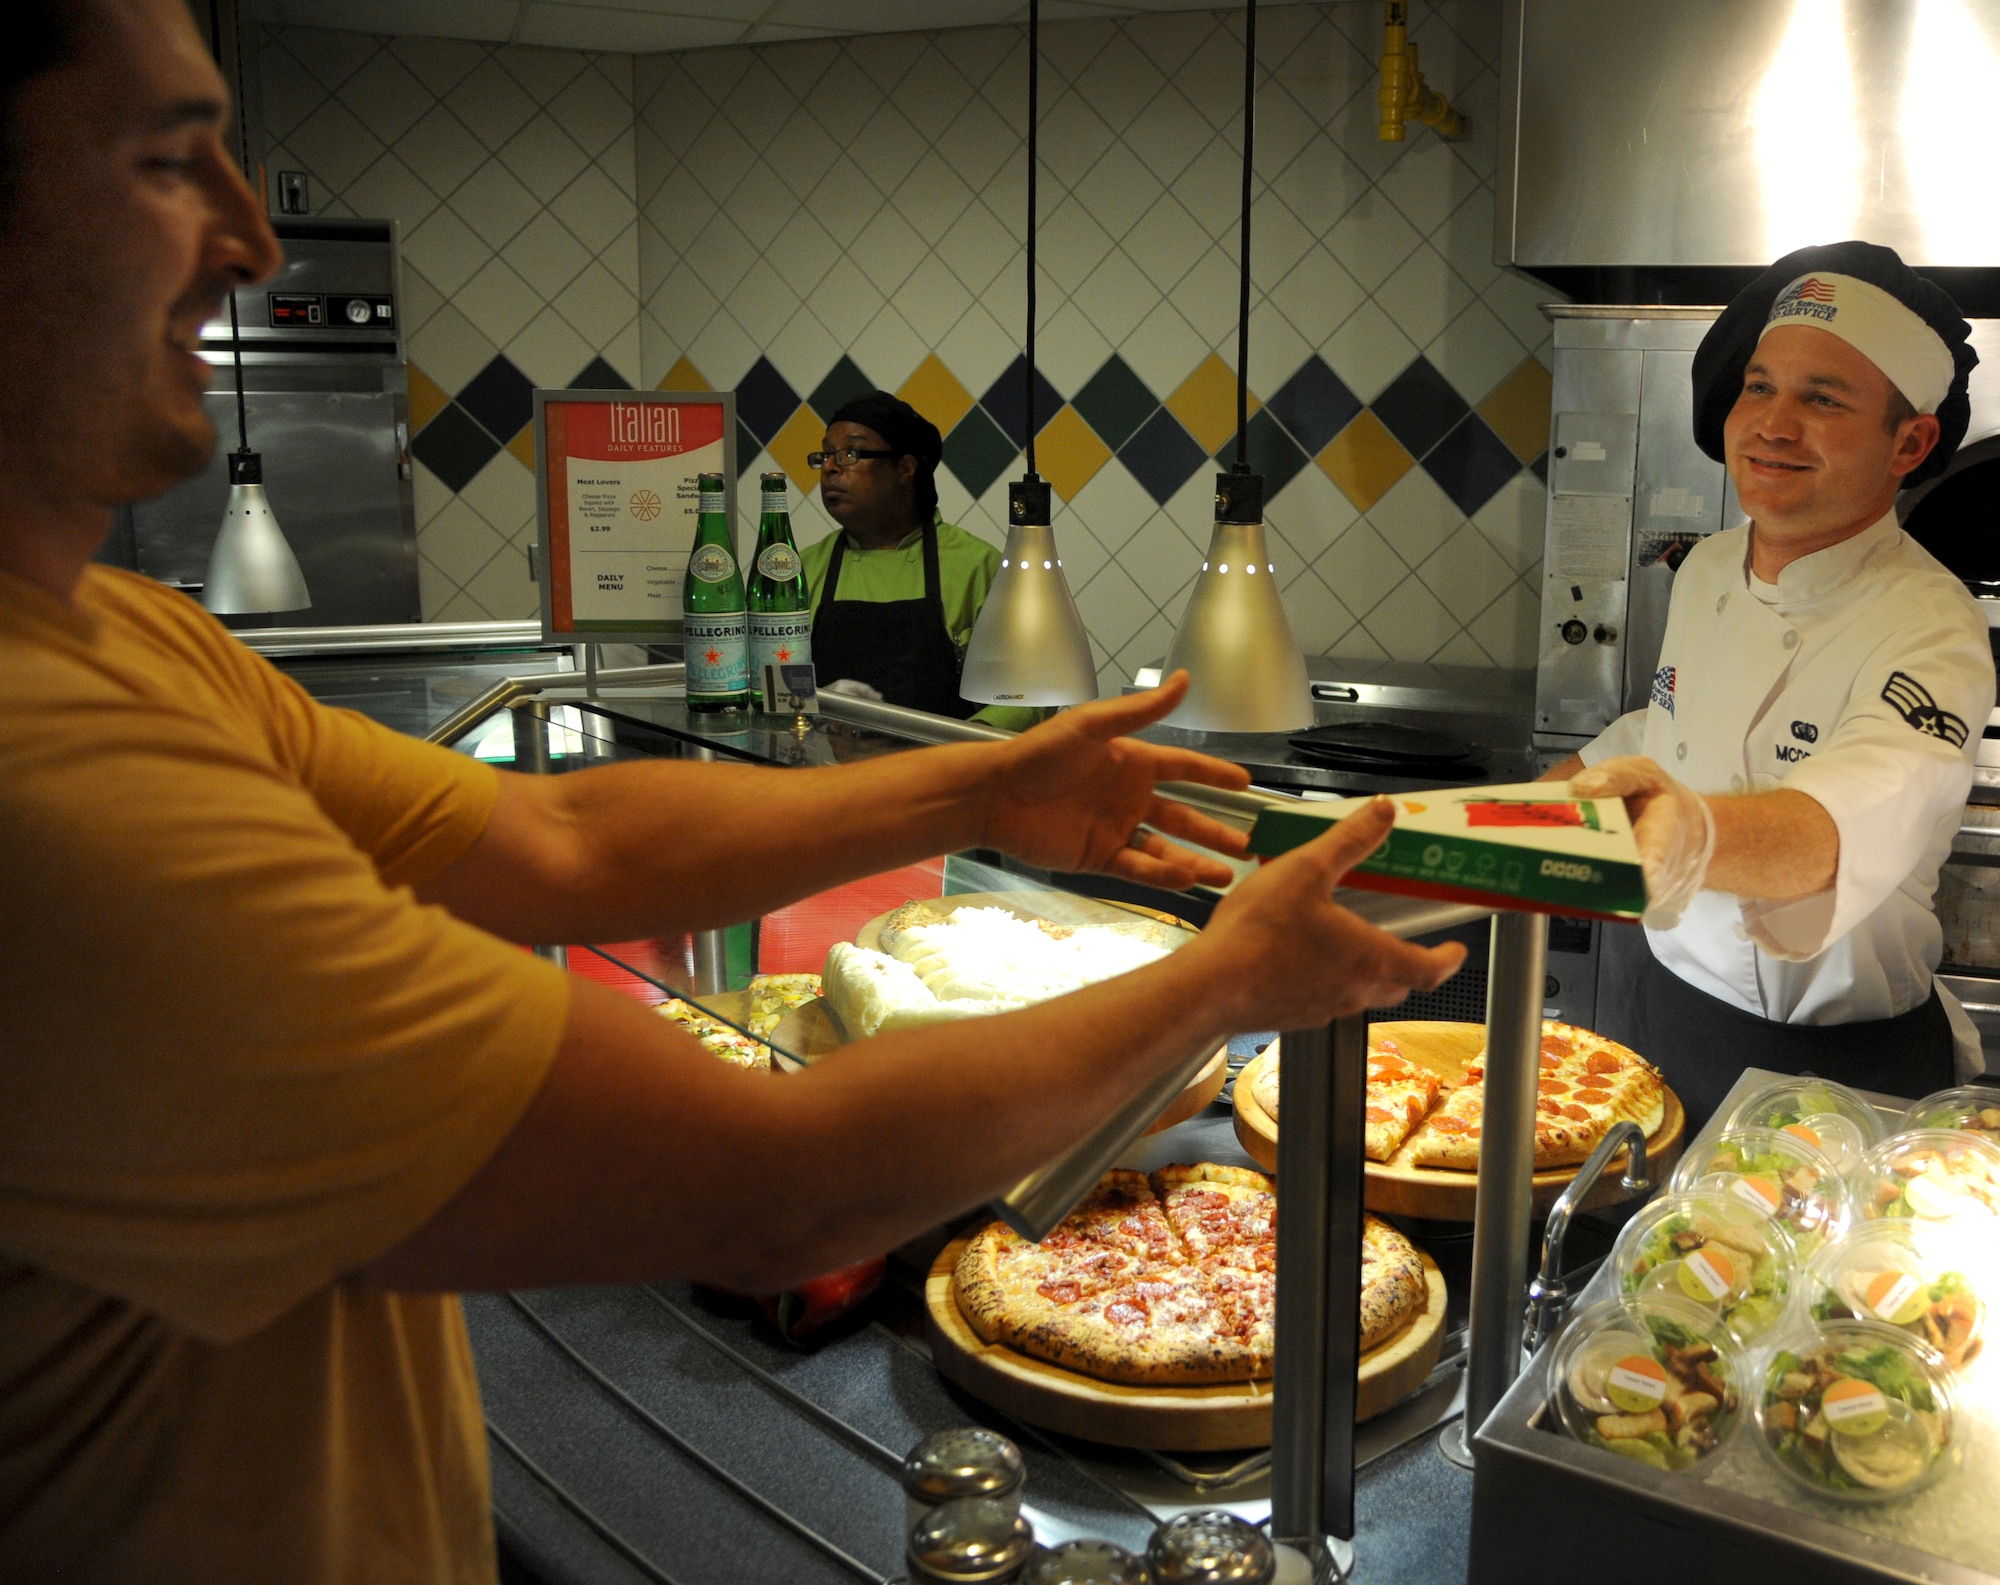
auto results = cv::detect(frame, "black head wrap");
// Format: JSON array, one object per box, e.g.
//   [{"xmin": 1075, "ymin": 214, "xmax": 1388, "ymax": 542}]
[
  {"xmin": 829, "ymin": 391, "xmax": 944, "ymax": 524},
  {"xmin": 1691, "ymin": 240, "xmax": 1977, "ymax": 491}
]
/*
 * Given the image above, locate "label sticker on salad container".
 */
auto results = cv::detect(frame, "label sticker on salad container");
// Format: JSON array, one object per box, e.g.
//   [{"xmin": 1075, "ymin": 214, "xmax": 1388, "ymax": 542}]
[
  {"xmin": 1903, "ymin": 1171, "xmax": 1962, "ymax": 1220},
  {"xmin": 1866, "ymin": 1271, "xmax": 1925, "ymax": 1325},
  {"xmin": 1729, "ymin": 1174, "xmax": 1784, "ymax": 1215},
  {"xmin": 1677, "ymin": 1248, "xmax": 1736, "ymax": 1302},
  {"xmin": 1822, "ymin": 1378, "xmax": 1889, "ymax": 1437},
  {"xmin": 1782, "ymin": 1123, "xmax": 1823, "ymax": 1150},
  {"xmin": 1606, "ymin": 1355, "xmax": 1668, "ymax": 1412}
]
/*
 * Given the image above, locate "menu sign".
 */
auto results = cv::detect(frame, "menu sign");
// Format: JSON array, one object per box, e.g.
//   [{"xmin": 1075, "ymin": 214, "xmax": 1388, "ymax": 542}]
[{"xmin": 533, "ymin": 389, "xmax": 736, "ymax": 641}]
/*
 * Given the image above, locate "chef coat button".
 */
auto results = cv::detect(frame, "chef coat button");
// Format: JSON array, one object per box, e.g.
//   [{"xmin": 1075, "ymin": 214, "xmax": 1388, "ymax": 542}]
[
  {"xmin": 1716, "ymin": 594, "xmax": 1728, "ymax": 614},
  {"xmin": 1782, "ymin": 629, "xmax": 1799, "ymax": 649},
  {"xmin": 1730, "ymin": 775, "xmax": 1744, "ymax": 793},
  {"xmin": 1675, "ymin": 741, "xmax": 1688, "ymax": 761},
  {"xmin": 1733, "ymin": 924, "xmax": 1750, "ymax": 941}
]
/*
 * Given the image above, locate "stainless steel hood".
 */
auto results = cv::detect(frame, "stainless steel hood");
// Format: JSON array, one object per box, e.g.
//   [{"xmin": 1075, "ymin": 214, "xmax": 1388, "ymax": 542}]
[{"xmin": 1497, "ymin": 0, "xmax": 2000, "ymax": 307}]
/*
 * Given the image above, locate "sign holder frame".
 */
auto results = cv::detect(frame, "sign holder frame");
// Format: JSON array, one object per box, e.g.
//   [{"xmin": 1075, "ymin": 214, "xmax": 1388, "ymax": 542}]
[{"xmin": 532, "ymin": 387, "xmax": 737, "ymax": 647}]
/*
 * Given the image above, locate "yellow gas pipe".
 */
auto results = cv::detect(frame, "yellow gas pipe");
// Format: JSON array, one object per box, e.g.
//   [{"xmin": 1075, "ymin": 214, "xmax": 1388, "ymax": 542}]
[{"xmin": 1379, "ymin": 1, "xmax": 1465, "ymax": 141}]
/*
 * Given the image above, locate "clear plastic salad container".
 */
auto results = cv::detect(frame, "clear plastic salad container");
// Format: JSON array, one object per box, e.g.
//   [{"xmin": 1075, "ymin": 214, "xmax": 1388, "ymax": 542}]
[
  {"xmin": 1898, "ymin": 1086, "xmax": 2000, "ymax": 1143},
  {"xmin": 1726, "ymin": 1076, "xmax": 1886, "ymax": 1153},
  {"xmin": 1755, "ymin": 1319, "xmax": 1959, "ymax": 1503},
  {"xmin": 1806, "ymin": 1221, "xmax": 1986, "ymax": 1372},
  {"xmin": 1858, "ymin": 1129, "xmax": 2000, "ymax": 1229},
  {"xmin": 1611, "ymin": 1191, "xmax": 1799, "ymax": 1345},
  {"xmin": 1549, "ymin": 1294, "xmax": 1743, "ymax": 1473},
  {"xmin": 1671, "ymin": 1126, "xmax": 1854, "ymax": 1255}
]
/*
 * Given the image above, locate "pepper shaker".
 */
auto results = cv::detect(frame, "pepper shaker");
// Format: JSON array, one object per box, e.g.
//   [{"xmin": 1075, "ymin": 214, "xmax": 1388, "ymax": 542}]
[
  {"xmin": 1145, "ymin": 1511, "xmax": 1275, "ymax": 1585},
  {"xmin": 906, "ymin": 1496, "xmax": 1037, "ymax": 1584},
  {"xmin": 901, "ymin": 1428, "xmax": 1026, "ymax": 1533},
  {"xmin": 1017, "ymin": 1538, "xmax": 1151, "ymax": 1584}
]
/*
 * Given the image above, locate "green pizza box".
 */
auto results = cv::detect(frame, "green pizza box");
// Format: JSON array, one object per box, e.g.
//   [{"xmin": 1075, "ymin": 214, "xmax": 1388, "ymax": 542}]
[{"xmin": 1245, "ymin": 783, "xmax": 1647, "ymax": 921}]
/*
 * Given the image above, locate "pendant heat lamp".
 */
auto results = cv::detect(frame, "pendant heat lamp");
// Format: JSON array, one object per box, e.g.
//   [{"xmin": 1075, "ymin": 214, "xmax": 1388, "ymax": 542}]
[
  {"xmin": 201, "ymin": 0, "xmax": 309, "ymax": 616},
  {"xmin": 202, "ymin": 308, "xmax": 311, "ymax": 616},
  {"xmin": 959, "ymin": 0, "xmax": 1097, "ymax": 708},
  {"xmin": 1161, "ymin": 0, "xmax": 1310, "ymax": 732}
]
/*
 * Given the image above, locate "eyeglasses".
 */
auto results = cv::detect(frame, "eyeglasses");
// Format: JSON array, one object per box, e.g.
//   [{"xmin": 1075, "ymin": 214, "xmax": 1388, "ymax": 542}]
[{"xmin": 807, "ymin": 447, "xmax": 897, "ymax": 470}]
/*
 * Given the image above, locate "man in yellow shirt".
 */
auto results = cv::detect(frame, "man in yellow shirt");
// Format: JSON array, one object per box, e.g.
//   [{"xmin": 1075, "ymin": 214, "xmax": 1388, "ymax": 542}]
[{"xmin": 0, "ymin": 3, "xmax": 1465, "ymax": 1581}]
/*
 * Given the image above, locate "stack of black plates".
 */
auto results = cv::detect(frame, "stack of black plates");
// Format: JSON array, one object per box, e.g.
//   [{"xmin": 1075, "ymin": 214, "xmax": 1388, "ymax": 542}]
[{"xmin": 1284, "ymin": 721, "xmax": 1490, "ymax": 778}]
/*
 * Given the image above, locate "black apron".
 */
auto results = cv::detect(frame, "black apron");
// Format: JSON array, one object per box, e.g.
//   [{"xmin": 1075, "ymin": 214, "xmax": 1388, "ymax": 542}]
[
  {"xmin": 811, "ymin": 523, "xmax": 978, "ymax": 720},
  {"xmin": 1625, "ymin": 945, "xmax": 1954, "ymax": 1133}
]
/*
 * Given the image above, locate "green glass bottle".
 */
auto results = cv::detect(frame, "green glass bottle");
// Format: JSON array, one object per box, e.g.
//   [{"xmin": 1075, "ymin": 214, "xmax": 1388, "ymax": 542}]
[
  {"xmin": 747, "ymin": 471, "xmax": 811, "ymax": 707},
  {"xmin": 682, "ymin": 471, "xmax": 748, "ymax": 713}
]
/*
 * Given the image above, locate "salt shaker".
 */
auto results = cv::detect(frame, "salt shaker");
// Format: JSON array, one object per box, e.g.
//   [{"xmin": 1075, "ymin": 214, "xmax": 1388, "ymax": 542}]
[
  {"xmin": 906, "ymin": 1496, "xmax": 1037, "ymax": 1584},
  {"xmin": 1017, "ymin": 1537, "xmax": 1151, "ymax": 1584},
  {"xmin": 901, "ymin": 1428, "xmax": 1026, "ymax": 1532},
  {"xmin": 1145, "ymin": 1511, "xmax": 1275, "ymax": 1585}
]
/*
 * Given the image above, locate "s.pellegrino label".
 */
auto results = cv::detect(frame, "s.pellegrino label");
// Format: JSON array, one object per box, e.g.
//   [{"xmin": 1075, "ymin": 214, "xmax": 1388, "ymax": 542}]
[
  {"xmin": 747, "ymin": 469, "xmax": 810, "ymax": 694},
  {"xmin": 683, "ymin": 470, "xmax": 747, "ymax": 711}
]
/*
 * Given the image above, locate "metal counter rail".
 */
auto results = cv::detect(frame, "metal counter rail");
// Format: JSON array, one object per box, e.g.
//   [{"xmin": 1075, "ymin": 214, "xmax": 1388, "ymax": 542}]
[
  {"xmin": 239, "ymin": 618, "xmax": 548, "ymax": 657},
  {"xmin": 421, "ymin": 663, "xmax": 687, "ymax": 747}
]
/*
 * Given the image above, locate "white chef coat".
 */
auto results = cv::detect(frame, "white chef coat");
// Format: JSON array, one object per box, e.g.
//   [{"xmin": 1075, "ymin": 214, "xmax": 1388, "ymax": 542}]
[{"xmin": 1581, "ymin": 510, "xmax": 1992, "ymax": 1035}]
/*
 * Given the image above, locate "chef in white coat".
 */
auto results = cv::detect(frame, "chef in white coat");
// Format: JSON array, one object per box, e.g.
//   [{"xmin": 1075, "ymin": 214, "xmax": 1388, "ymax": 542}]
[{"xmin": 1546, "ymin": 241, "xmax": 1991, "ymax": 1128}]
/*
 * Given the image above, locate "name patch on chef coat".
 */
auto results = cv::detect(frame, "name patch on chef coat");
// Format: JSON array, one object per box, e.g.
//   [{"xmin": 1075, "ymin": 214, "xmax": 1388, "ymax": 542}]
[
  {"xmin": 1882, "ymin": 671, "xmax": 1969, "ymax": 748},
  {"xmin": 1651, "ymin": 665, "xmax": 1676, "ymax": 717}
]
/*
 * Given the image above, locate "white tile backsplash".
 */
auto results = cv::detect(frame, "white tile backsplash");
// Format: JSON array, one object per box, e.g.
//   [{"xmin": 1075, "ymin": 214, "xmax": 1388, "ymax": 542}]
[{"xmin": 262, "ymin": 3, "xmax": 1554, "ymax": 650}]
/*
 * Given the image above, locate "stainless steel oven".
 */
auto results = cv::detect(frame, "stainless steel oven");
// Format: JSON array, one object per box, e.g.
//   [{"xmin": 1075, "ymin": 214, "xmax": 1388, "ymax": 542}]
[{"xmin": 101, "ymin": 216, "xmax": 420, "ymax": 627}]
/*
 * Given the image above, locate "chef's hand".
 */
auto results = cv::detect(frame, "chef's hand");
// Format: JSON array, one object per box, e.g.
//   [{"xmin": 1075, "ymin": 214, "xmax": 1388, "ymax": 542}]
[
  {"xmin": 1570, "ymin": 755, "xmax": 1716, "ymax": 929},
  {"xmin": 1197, "ymin": 797, "xmax": 1467, "ymax": 1027},
  {"xmin": 980, "ymin": 671, "xmax": 1253, "ymax": 890}
]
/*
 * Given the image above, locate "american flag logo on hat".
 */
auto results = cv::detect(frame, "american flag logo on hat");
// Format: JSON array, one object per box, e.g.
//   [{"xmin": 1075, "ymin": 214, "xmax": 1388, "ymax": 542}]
[{"xmin": 1794, "ymin": 278, "xmax": 1836, "ymax": 302}]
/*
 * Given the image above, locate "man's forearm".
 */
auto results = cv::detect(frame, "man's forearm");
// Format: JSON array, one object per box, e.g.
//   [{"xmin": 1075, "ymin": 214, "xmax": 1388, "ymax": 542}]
[
  {"xmin": 1703, "ymin": 787, "xmax": 1839, "ymax": 900},
  {"xmin": 424, "ymin": 744, "xmax": 999, "ymax": 943},
  {"xmin": 361, "ymin": 937, "xmax": 1249, "ymax": 1295}
]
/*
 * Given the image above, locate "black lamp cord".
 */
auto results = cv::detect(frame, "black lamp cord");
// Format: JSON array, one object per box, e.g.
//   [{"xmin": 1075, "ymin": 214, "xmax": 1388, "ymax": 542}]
[
  {"xmin": 1234, "ymin": 0, "xmax": 1257, "ymax": 471},
  {"xmin": 207, "ymin": 0, "xmax": 253, "ymax": 456},
  {"xmin": 1023, "ymin": 0, "xmax": 1040, "ymax": 480}
]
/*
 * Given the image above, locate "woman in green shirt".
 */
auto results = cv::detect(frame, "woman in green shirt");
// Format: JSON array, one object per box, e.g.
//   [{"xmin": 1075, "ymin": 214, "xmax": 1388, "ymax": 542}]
[{"xmin": 805, "ymin": 392, "xmax": 1045, "ymax": 731}]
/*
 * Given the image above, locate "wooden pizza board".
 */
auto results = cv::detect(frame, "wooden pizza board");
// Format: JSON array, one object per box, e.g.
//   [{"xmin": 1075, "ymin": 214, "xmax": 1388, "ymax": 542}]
[
  {"xmin": 773, "ymin": 891, "xmax": 1222, "ymax": 1135},
  {"xmin": 770, "ymin": 999, "xmax": 1224, "ymax": 1136},
  {"xmin": 923, "ymin": 1234, "xmax": 1447, "ymax": 1451},
  {"xmin": 1230, "ymin": 1021, "xmax": 1686, "ymax": 1222}
]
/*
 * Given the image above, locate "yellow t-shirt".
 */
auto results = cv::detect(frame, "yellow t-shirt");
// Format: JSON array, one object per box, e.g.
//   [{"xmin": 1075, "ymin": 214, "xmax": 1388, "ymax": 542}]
[{"xmin": 0, "ymin": 567, "xmax": 569, "ymax": 1583}]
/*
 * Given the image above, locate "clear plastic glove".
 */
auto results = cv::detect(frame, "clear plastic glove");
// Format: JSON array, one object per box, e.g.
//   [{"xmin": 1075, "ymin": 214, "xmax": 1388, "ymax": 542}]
[
  {"xmin": 1569, "ymin": 755, "xmax": 1716, "ymax": 930},
  {"xmin": 819, "ymin": 678, "xmax": 884, "ymax": 702}
]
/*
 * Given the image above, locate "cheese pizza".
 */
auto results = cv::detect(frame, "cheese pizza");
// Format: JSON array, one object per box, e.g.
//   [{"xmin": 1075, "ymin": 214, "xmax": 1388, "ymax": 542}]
[
  {"xmin": 656, "ymin": 998, "xmax": 771, "ymax": 1070},
  {"xmin": 952, "ymin": 1164, "xmax": 1428, "ymax": 1387}
]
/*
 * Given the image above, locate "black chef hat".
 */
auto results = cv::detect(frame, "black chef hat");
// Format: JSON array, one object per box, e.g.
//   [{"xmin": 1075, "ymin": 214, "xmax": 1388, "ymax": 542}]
[
  {"xmin": 830, "ymin": 391, "xmax": 944, "ymax": 522},
  {"xmin": 1690, "ymin": 240, "xmax": 1978, "ymax": 490}
]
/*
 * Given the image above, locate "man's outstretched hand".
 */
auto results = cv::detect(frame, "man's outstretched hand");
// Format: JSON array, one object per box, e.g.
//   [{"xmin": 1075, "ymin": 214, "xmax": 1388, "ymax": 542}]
[
  {"xmin": 1198, "ymin": 797, "xmax": 1468, "ymax": 1028},
  {"xmin": 979, "ymin": 672, "xmax": 1253, "ymax": 890},
  {"xmin": 1570, "ymin": 755, "xmax": 1716, "ymax": 928}
]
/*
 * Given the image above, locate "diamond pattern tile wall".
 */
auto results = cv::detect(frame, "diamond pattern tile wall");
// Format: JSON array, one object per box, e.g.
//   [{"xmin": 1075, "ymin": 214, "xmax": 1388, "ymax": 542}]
[
  {"xmin": 258, "ymin": 25, "xmax": 640, "ymax": 621},
  {"xmin": 263, "ymin": 2, "xmax": 1557, "ymax": 662},
  {"xmin": 634, "ymin": 3, "xmax": 1558, "ymax": 674}
]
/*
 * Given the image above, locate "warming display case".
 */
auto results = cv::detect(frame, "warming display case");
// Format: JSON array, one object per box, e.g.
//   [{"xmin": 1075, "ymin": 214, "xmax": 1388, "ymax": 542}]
[{"xmin": 272, "ymin": 648, "xmax": 1997, "ymax": 1585}]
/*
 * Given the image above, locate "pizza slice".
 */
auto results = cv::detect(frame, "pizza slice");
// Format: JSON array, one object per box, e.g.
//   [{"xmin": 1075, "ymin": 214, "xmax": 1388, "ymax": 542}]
[
  {"xmin": 1407, "ymin": 1073, "xmax": 1485, "ymax": 1168},
  {"xmin": 745, "ymin": 972, "xmax": 821, "ymax": 1038},
  {"xmin": 1360, "ymin": 1216, "xmax": 1429, "ymax": 1351},
  {"xmin": 1365, "ymin": 1046, "xmax": 1443, "ymax": 1162},
  {"xmin": 656, "ymin": 997, "xmax": 771, "ymax": 1071}
]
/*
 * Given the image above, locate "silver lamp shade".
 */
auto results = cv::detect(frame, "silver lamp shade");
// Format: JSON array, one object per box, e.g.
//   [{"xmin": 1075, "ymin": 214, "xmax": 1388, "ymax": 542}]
[
  {"xmin": 960, "ymin": 478, "xmax": 1098, "ymax": 707},
  {"xmin": 1162, "ymin": 470, "xmax": 1312, "ymax": 732},
  {"xmin": 202, "ymin": 451, "xmax": 310, "ymax": 614}
]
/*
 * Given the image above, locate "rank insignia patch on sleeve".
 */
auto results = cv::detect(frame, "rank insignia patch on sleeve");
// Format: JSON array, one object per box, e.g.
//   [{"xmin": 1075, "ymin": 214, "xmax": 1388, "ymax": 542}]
[
  {"xmin": 1882, "ymin": 671, "xmax": 1969, "ymax": 748},
  {"xmin": 1650, "ymin": 665, "xmax": 1676, "ymax": 717}
]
